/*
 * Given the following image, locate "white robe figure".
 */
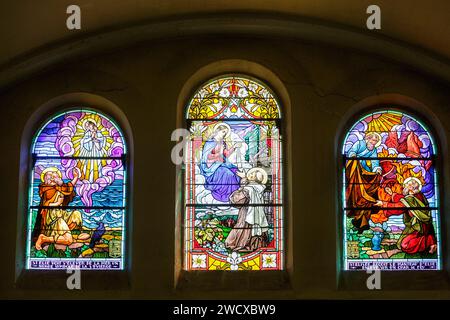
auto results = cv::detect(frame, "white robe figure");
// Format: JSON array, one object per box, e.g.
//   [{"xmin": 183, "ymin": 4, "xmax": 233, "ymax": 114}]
[
  {"xmin": 78, "ymin": 127, "xmax": 107, "ymax": 181},
  {"xmin": 81, "ymin": 130, "xmax": 106, "ymax": 157},
  {"xmin": 243, "ymin": 182, "xmax": 269, "ymax": 236},
  {"xmin": 225, "ymin": 176, "xmax": 270, "ymax": 252}
]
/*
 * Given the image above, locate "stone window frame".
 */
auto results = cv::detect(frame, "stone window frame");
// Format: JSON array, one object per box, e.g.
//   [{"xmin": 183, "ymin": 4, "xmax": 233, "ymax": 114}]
[
  {"xmin": 336, "ymin": 95, "xmax": 449, "ymax": 291},
  {"xmin": 15, "ymin": 93, "xmax": 133, "ymax": 290},
  {"xmin": 174, "ymin": 60, "xmax": 294, "ymax": 292}
]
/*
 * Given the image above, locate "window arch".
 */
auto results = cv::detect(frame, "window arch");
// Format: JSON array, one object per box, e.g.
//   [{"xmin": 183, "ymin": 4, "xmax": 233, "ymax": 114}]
[
  {"xmin": 343, "ymin": 109, "xmax": 441, "ymax": 270},
  {"xmin": 27, "ymin": 109, "xmax": 127, "ymax": 270},
  {"xmin": 184, "ymin": 75, "xmax": 283, "ymax": 271}
]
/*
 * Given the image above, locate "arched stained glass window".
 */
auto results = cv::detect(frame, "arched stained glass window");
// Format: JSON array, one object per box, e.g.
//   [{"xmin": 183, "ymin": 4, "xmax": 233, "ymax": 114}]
[
  {"xmin": 184, "ymin": 76, "xmax": 283, "ymax": 271},
  {"xmin": 343, "ymin": 110, "xmax": 441, "ymax": 270},
  {"xmin": 27, "ymin": 109, "xmax": 127, "ymax": 270}
]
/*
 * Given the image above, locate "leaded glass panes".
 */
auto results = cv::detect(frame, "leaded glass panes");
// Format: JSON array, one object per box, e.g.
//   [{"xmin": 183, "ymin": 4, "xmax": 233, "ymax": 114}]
[
  {"xmin": 343, "ymin": 110, "xmax": 440, "ymax": 270},
  {"xmin": 27, "ymin": 109, "xmax": 127, "ymax": 270},
  {"xmin": 184, "ymin": 76, "xmax": 284, "ymax": 271}
]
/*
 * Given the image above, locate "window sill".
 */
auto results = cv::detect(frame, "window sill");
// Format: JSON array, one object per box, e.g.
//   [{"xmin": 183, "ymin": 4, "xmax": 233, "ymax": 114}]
[
  {"xmin": 338, "ymin": 270, "xmax": 449, "ymax": 290},
  {"xmin": 176, "ymin": 270, "xmax": 292, "ymax": 292},
  {"xmin": 15, "ymin": 269, "xmax": 131, "ymax": 290}
]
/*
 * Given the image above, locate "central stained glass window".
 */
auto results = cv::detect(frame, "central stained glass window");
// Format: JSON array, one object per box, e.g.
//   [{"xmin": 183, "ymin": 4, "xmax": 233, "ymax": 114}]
[{"xmin": 184, "ymin": 75, "xmax": 283, "ymax": 271}]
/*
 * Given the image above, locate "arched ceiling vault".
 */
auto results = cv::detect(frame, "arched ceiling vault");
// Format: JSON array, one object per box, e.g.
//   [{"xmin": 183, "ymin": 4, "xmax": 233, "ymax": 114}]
[{"xmin": 1, "ymin": 1, "xmax": 450, "ymax": 89}]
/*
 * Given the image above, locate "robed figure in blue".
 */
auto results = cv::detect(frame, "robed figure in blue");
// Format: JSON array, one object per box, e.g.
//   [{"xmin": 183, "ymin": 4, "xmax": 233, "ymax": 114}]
[
  {"xmin": 346, "ymin": 132, "xmax": 383, "ymax": 233},
  {"xmin": 200, "ymin": 124, "xmax": 242, "ymax": 202}
]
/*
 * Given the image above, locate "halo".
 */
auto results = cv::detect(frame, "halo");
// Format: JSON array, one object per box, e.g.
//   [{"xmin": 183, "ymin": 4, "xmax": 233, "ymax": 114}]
[
  {"xmin": 366, "ymin": 132, "xmax": 382, "ymax": 148},
  {"xmin": 247, "ymin": 167, "xmax": 268, "ymax": 185},
  {"xmin": 40, "ymin": 167, "xmax": 62, "ymax": 182},
  {"xmin": 212, "ymin": 122, "xmax": 231, "ymax": 138},
  {"xmin": 81, "ymin": 115, "xmax": 101, "ymax": 130},
  {"xmin": 403, "ymin": 177, "xmax": 423, "ymax": 191}
]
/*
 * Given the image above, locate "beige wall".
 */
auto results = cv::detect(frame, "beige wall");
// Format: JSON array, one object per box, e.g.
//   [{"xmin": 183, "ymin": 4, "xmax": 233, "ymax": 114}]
[
  {"xmin": 1, "ymin": 33, "xmax": 449, "ymax": 299},
  {"xmin": 2, "ymin": 1, "xmax": 450, "ymax": 65}
]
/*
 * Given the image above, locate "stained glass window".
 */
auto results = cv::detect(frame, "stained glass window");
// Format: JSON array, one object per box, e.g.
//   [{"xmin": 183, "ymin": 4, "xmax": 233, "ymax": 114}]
[
  {"xmin": 26, "ymin": 109, "xmax": 127, "ymax": 270},
  {"xmin": 184, "ymin": 76, "xmax": 283, "ymax": 271},
  {"xmin": 343, "ymin": 110, "xmax": 441, "ymax": 270}
]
